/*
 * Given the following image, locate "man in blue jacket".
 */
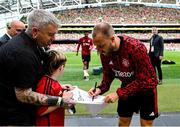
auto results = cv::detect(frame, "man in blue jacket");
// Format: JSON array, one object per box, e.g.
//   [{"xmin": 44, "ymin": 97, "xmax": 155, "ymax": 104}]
[{"xmin": 0, "ymin": 20, "xmax": 25, "ymax": 46}]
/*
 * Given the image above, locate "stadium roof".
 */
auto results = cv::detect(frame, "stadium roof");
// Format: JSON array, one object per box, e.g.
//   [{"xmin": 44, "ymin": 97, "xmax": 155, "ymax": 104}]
[
  {"xmin": 0, "ymin": 0, "xmax": 179, "ymax": 34},
  {"xmin": 0, "ymin": 0, "xmax": 179, "ymax": 16}
]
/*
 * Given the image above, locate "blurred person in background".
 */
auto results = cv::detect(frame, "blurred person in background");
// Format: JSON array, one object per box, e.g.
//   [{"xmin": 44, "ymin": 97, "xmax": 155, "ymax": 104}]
[
  {"xmin": 149, "ymin": 27, "xmax": 164, "ymax": 85},
  {"xmin": 0, "ymin": 20, "xmax": 26, "ymax": 46},
  {"xmin": 0, "ymin": 9, "xmax": 74, "ymax": 126},
  {"xmin": 76, "ymin": 32, "xmax": 93, "ymax": 81},
  {"xmin": 88, "ymin": 22, "xmax": 158, "ymax": 127}
]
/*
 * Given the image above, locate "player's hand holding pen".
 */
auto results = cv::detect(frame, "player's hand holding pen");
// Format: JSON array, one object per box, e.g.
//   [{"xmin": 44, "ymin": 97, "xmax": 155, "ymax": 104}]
[{"xmin": 88, "ymin": 82, "xmax": 101, "ymax": 100}]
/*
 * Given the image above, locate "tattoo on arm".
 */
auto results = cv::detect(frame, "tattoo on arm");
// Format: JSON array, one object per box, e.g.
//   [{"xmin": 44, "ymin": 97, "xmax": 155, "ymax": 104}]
[{"xmin": 15, "ymin": 87, "xmax": 60, "ymax": 106}]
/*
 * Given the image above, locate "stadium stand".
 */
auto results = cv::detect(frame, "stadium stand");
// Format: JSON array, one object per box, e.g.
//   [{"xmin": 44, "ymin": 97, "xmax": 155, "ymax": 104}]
[
  {"xmin": 50, "ymin": 43, "xmax": 180, "ymax": 52},
  {"xmin": 55, "ymin": 33, "xmax": 179, "ymax": 40},
  {"xmin": 0, "ymin": 0, "xmax": 179, "ymax": 51},
  {"xmin": 55, "ymin": 5, "xmax": 180, "ymax": 24}
]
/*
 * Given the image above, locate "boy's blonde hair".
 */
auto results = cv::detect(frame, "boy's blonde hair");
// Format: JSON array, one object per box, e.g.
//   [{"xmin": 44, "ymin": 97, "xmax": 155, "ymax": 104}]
[{"xmin": 45, "ymin": 50, "xmax": 67, "ymax": 76}]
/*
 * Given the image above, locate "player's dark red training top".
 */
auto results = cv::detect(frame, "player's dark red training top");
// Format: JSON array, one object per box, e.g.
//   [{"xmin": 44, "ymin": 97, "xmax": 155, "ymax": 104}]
[
  {"xmin": 98, "ymin": 36, "xmax": 158, "ymax": 99},
  {"xmin": 36, "ymin": 75, "xmax": 65, "ymax": 126},
  {"xmin": 77, "ymin": 36, "xmax": 93, "ymax": 56}
]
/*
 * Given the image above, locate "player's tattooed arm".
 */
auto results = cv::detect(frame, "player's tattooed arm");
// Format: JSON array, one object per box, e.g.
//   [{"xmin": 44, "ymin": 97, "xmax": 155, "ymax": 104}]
[{"xmin": 15, "ymin": 87, "xmax": 62, "ymax": 106}]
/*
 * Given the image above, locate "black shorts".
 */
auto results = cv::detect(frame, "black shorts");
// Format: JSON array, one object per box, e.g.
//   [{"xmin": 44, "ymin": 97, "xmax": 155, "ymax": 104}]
[
  {"xmin": 117, "ymin": 88, "xmax": 158, "ymax": 120},
  {"xmin": 82, "ymin": 55, "xmax": 90, "ymax": 62}
]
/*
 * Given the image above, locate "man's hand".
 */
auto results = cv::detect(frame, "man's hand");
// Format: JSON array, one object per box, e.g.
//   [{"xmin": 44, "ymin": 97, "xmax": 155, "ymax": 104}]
[
  {"xmin": 104, "ymin": 92, "xmax": 118, "ymax": 103},
  {"xmin": 88, "ymin": 87, "xmax": 101, "ymax": 97},
  {"xmin": 159, "ymin": 56, "xmax": 163, "ymax": 60},
  {"xmin": 62, "ymin": 91, "xmax": 75, "ymax": 108}
]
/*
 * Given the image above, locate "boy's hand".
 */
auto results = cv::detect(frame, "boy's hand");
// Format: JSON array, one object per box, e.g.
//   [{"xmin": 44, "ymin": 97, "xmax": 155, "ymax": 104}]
[
  {"xmin": 62, "ymin": 84, "xmax": 75, "ymax": 91},
  {"xmin": 62, "ymin": 91, "xmax": 75, "ymax": 108}
]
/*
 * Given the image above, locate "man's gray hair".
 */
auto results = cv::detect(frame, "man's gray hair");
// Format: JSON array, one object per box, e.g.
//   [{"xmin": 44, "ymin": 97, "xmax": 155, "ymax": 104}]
[{"xmin": 27, "ymin": 9, "xmax": 60, "ymax": 31}]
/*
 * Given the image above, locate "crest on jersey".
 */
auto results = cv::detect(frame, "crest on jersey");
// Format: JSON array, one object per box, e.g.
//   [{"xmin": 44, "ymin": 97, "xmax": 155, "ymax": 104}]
[{"xmin": 122, "ymin": 58, "xmax": 129, "ymax": 67}]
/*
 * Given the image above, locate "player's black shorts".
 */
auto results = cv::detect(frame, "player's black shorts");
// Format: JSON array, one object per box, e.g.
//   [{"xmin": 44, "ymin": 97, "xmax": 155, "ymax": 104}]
[
  {"xmin": 117, "ymin": 88, "xmax": 158, "ymax": 120},
  {"xmin": 82, "ymin": 55, "xmax": 90, "ymax": 62}
]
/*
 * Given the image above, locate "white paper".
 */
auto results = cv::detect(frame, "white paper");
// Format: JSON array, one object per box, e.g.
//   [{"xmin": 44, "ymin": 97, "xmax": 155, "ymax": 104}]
[{"xmin": 71, "ymin": 86, "xmax": 107, "ymax": 114}]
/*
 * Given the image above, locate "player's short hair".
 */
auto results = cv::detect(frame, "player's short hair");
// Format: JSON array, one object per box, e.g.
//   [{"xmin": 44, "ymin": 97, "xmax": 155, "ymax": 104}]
[
  {"xmin": 45, "ymin": 50, "xmax": 67, "ymax": 75},
  {"xmin": 92, "ymin": 22, "xmax": 115, "ymax": 38}
]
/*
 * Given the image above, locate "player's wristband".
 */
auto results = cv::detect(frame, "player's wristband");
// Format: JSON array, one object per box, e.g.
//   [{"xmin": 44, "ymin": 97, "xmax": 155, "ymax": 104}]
[
  {"xmin": 47, "ymin": 96, "xmax": 62, "ymax": 106},
  {"xmin": 56, "ymin": 97, "xmax": 64, "ymax": 106},
  {"xmin": 60, "ymin": 97, "xmax": 64, "ymax": 107}
]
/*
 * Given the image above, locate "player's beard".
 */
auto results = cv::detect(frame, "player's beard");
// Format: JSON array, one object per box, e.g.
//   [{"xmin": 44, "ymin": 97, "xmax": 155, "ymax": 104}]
[{"xmin": 103, "ymin": 43, "xmax": 114, "ymax": 55}]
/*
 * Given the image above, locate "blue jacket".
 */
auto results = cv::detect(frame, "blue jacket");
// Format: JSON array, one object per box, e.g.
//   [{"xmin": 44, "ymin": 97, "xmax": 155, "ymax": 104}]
[
  {"xmin": 0, "ymin": 34, "xmax": 10, "ymax": 47},
  {"xmin": 149, "ymin": 34, "xmax": 164, "ymax": 57}
]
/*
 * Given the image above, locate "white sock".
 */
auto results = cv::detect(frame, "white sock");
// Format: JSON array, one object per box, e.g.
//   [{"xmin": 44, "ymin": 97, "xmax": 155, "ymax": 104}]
[
  {"xmin": 83, "ymin": 70, "xmax": 89, "ymax": 77},
  {"xmin": 86, "ymin": 70, "xmax": 89, "ymax": 76}
]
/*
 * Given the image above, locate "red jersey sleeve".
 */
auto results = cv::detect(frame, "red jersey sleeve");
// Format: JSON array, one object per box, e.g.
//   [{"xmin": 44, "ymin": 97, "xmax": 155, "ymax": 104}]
[
  {"xmin": 89, "ymin": 38, "xmax": 94, "ymax": 50},
  {"xmin": 116, "ymin": 44, "xmax": 158, "ymax": 99},
  {"xmin": 98, "ymin": 54, "xmax": 115, "ymax": 94},
  {"xmin": 76, "ymin": 38, "xmax": 82, "ymax": 52}
]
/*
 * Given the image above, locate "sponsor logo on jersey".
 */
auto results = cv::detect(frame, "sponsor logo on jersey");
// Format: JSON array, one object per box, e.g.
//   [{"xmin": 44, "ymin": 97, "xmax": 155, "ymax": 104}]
[
  {"xmin": 112, "ymin": 69, "xmax": 134, "ymax": 78},
  {"xmin": 122, "ymin": 58, "xmax": 130, "ymax": 67},
  {"xmin": 83, "ymin": 42, "xmax": 90, "ymax": 46}
]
